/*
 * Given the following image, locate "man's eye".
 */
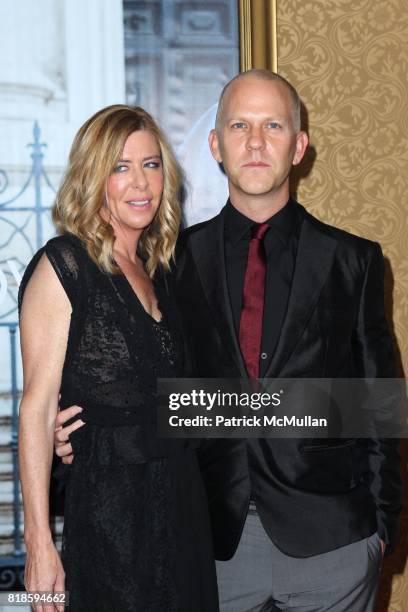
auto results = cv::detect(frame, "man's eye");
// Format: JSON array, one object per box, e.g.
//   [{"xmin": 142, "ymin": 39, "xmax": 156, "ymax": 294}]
[
  {"xmin": 231, "ymin": 122, "xmax": 246, "ymax": 129},
  {"xmin": 267, "ymin": 122, "xmax": 280, "ymax": 129},
  {"xmin": 113, "ymin": 164, "xmax": 128, "ymax": 173}
]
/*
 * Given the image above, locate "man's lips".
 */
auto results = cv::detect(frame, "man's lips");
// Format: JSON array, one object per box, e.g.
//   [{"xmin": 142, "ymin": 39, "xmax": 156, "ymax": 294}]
[{"xmin": 242, "ymin": 162, "xmax": 270, "ymax": 167}]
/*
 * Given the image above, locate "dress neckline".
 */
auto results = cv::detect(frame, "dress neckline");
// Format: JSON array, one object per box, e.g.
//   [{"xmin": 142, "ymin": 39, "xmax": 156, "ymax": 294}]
[
  {"xmin": 61, "ymin": 233, "xmax": 165, "ymax": 325},
  {"xmin": 116, "ymin": 271, "xmax": 163, "ymax": 325}
]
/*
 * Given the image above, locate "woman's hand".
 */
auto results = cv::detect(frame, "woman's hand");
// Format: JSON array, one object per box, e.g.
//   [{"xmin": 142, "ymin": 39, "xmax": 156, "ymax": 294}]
[{"xmin": 24, "ymin": 539, "xmax": 65, "ymax": 612}]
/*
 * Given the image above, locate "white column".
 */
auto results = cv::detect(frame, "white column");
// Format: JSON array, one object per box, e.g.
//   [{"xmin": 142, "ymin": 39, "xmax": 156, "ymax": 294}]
[{"xmin": 64, "ymin": 0, "xmax": 126, "ymax": 131}]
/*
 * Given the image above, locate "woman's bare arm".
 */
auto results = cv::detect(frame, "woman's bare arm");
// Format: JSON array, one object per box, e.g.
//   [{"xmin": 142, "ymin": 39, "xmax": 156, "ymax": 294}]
[{"xmin": 19, "ymin": 253, "xmax": 71, "ymax": 607}]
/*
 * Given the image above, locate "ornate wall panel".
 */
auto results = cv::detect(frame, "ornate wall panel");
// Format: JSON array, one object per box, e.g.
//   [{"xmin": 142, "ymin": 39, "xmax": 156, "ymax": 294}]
[
  {"xmin": 123, "ymin": 0, "xmax": 239, "ymax": 224},
  {"xmin": 277, "ymin": 2, "xmax": 408, "ymax": 610},
  {"xmin": 124, "ymin": 0, "xmax": 238, "ymax": 147}
]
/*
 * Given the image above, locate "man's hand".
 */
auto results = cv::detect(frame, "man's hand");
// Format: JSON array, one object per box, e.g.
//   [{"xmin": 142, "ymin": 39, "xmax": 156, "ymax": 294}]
[
  {"xmin": 54, "ymin": 405, "xmax": 84, "ymax": 464},
  {"xmin": 380, "ymin": 538, "xmax": 386, "ymax": 557}
]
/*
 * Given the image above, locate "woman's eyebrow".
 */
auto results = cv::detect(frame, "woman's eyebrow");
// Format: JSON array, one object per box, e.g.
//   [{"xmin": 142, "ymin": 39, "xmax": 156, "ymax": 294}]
[
  {"xmin": 117, "ymin": 155, "xmax": 161, "ymax": 163},
  {"xmin": 142, "ymin": 155, "xmax": 162, "ymax": 161}
]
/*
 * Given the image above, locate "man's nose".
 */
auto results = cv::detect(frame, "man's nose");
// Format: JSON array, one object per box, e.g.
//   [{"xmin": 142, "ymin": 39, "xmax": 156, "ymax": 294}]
[{"xmin": 246, "ymin": 127, "xmax": 265, "ymax": 150}]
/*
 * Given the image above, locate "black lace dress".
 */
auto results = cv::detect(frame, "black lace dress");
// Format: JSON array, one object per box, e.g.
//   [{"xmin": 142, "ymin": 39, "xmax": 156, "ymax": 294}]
[{"xmin": 19, "ymin": 235, "xmax": 218, "ymax": 612}]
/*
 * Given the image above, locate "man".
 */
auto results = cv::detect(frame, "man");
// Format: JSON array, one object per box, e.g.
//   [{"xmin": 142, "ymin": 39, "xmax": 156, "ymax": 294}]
[{"xmin": 55, "ymin": 70, "xmax": 401, "ymax": 611}]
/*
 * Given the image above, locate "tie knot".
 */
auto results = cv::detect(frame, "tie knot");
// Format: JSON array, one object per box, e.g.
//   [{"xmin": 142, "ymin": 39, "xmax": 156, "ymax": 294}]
[{"xmin": 251, "ymin": 223, "xmax": 269, "ymax": 241}]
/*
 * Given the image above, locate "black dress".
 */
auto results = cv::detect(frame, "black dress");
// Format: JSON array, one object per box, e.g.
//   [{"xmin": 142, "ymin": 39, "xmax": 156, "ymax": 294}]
[{"xmin": 19, "ymin": 234, "xmax": 219, "ymax": 612}]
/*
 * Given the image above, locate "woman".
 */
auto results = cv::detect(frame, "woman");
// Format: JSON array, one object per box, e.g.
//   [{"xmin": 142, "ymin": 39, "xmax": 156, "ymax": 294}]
[{"xmin": 18, "ymin": 105, "xmax": 219, "ymax": 611}]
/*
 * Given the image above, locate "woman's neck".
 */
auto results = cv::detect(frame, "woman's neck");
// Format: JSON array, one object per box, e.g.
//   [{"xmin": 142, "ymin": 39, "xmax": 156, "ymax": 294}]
[{"xmin": 111, "ymin": 225, "xmax": 142, "ymax": 266}]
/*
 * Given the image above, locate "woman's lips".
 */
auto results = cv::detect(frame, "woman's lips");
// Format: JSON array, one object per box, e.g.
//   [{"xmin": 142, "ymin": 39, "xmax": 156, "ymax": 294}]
[{"xmin": 126, "ymin": 199, "xmax": 152, "ymax": 208}]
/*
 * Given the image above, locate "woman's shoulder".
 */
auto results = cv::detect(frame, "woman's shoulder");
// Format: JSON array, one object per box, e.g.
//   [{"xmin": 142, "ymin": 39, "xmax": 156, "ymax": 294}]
[
  {"xmin": 45, "ymin": 232, "xmax": 84, "ymax": 257},
  {"xmin": 19, "ymin": 234, "xmax": 89, "ymax": 313},
  {"xmin": 44, "ymin": 233, "xmax": 88, "ymax": 279}
]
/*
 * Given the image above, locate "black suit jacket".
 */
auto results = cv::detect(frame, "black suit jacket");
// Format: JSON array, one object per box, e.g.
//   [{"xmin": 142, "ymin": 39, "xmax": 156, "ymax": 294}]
[{"xmin": 173, "ymin": 202, "xmax": 401, "ymax": 559}]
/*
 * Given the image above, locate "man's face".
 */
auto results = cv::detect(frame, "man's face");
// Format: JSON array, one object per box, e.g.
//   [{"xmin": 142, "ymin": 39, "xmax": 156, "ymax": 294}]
[{"xmin": 209, "ymin": 77, "xmax": 308, "ymax": 207}]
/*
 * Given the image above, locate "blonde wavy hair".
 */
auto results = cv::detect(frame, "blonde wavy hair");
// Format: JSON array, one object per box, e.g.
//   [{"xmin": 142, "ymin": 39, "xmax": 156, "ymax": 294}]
[{"xmin": 52, "ymin": 105, "xmax": 182, "ymax": 276}]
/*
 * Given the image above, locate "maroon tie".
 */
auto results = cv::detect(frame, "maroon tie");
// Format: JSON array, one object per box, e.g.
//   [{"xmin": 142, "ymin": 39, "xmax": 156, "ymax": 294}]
[{"xmin": 239, "ymin": 223, "xmax": 269, "ymax": 378}]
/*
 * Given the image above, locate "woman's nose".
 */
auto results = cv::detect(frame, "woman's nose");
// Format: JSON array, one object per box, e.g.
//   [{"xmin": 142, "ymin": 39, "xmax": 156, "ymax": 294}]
[{"xmin": 131, "ymin": 168, "xmax": 148, "ymax": 190}]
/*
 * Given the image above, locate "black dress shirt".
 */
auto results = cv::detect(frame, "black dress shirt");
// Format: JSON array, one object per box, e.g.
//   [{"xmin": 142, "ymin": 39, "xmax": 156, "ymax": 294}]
[{"xmin": 224, "ymin": 198, "xmax": 301, "ymax": 377}]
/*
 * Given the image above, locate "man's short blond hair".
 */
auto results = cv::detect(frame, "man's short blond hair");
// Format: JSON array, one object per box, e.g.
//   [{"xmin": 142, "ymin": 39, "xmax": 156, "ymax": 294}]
[{"xmin": 215, "ymin": 69, "xmax": 302, "ymax": 133}]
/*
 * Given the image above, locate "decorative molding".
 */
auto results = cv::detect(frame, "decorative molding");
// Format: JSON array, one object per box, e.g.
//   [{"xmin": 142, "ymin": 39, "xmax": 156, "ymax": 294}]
[{"xmin": 238, "ymin": 0, "xmax": 277, "ymax": 72}]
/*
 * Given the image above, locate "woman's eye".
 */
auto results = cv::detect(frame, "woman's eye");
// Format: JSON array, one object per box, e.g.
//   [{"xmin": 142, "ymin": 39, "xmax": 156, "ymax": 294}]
[
  {"xmin": 144, "ymin": 161, "xmax": 161, "ymax": 169},
  {"xmin": 113, "ymin": 164, "xmax": 128, "ymax": 173}
]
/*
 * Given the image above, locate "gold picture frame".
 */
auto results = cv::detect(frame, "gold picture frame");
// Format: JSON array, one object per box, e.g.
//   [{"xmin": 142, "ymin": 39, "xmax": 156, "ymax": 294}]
[{"xmin": 238, "ymin": 0, "xmax": 278, "ymax": 72}]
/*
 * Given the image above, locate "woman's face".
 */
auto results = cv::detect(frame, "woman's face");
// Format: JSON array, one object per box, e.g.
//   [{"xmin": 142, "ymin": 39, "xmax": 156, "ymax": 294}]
[{"xmin": 105, "ymin": 130, "xmax": 164, "ymax": 235}]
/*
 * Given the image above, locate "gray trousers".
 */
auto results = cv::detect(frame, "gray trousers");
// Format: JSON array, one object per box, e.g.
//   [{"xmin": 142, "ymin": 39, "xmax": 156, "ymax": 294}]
[{"xmin": 216, "ymin": 505, "xmax": 382, "ymax": 612}]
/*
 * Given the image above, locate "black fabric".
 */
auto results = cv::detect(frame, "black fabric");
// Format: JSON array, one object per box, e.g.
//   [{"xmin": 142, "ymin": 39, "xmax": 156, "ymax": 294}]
[
  {"xmin": 174, "ymin": 201, "xmax": 401, "ymax": 560},
  {"xmin": 19, "ymin": 234, "xmax": 219, "ymax": 612},
  {"xmin": 224, "ymin": 198, "xmax": 300, "ymax": 375}
]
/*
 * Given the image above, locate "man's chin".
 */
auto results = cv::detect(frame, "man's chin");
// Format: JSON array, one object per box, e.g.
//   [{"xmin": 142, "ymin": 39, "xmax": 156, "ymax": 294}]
[{"xmin": 237, "ymin": 182, "xmax": 277, "ymax": 197}]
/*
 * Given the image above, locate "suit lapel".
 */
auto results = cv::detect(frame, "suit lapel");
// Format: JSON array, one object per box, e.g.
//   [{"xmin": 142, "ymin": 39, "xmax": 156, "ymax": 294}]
[
  {"xmin": 265, "ymin": 213, "xmax": 338, "ymax": 378},
  {"xmin": 189, "ymin": 210, "xmax": 247, "ymax": 377}
]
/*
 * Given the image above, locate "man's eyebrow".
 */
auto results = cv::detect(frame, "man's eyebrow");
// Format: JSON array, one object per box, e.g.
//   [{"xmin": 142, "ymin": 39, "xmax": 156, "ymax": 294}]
[
  {"xmin": 228, "ymin": 115, "xmax": 286, "ymax": 121},
  {"xmin": 225, "ymin": 116, "xmax": 287, "ymax": 126}
]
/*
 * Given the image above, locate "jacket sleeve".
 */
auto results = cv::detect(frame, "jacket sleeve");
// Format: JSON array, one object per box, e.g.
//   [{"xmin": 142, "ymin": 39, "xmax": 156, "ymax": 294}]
[{"xmin": 353, "ymin": 242, "xmax": 402, "ymax": 553}]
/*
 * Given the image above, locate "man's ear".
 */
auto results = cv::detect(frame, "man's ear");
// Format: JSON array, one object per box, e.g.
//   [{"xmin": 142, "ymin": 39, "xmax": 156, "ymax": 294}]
[
  {"xmin": 208, "ymin": 129, "xmax": 223, "ymax": 163},
  {"xmin": 292, "ymin": 131, "xmax": 308, "ymax": 166}
]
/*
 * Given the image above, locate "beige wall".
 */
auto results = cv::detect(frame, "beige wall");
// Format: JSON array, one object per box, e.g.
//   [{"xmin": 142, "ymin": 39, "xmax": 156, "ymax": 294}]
[{"xmin": 277, "ymin": 1, "xmax": 408, "ymax": 609}]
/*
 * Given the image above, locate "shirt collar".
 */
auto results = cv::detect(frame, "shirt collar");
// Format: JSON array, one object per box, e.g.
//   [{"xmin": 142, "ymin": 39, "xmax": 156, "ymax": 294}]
[{"xmin": 224, "ymin": 198, "xmax": 298, "ymax": 247}]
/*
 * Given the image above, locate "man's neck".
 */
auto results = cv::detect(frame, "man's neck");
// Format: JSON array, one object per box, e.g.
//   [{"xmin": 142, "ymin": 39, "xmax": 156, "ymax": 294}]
[{"xmin": 228, "ymin": 191, "xmax": 290, "ymax": 223}]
